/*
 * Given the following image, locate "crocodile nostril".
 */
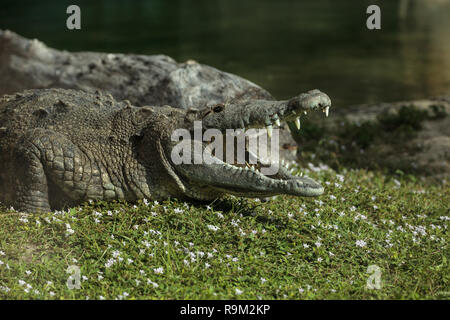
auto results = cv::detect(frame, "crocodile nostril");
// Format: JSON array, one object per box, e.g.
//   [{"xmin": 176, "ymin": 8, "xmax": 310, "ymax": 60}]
[{"xmin": 213, "ymin": 104, "xmax": 225, "ymax": 113}]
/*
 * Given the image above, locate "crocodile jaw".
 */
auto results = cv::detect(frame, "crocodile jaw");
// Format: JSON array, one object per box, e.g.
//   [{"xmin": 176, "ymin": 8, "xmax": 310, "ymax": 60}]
[{"xmin": 169, "ymin": 89, "xmax": 331, "ymax": 199}]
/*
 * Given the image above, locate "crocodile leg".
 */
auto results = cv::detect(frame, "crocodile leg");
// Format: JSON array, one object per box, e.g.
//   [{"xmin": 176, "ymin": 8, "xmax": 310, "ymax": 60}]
[
  {"xmin": 14, "ymin": 129, "xmax": 114, "ymax": 212},
  {"xmin": 13, "ymin": 140, "xmax": 52, "ymax": 213}
]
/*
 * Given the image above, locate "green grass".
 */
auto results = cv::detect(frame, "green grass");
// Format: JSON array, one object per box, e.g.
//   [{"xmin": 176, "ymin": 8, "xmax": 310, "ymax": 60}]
[{"xmin": 0, "ymin": 165, "xmax": 448, "ymax": 300}]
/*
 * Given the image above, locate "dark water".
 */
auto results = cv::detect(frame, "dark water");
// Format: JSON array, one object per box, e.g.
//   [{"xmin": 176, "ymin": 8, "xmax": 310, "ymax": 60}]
[{"xmin": 1, "ymin": 0, "xmax": 449, "ymax": 107}]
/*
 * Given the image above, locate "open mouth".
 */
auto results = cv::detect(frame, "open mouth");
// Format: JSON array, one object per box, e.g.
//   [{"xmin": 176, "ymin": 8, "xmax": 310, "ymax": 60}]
[
  {"xmin": 265, "ymin": 103, "xmax": 330, "ymax": 138},
  {"xmin": 174, "ymin": 89, "xmax": 331, "ymax": 198}
]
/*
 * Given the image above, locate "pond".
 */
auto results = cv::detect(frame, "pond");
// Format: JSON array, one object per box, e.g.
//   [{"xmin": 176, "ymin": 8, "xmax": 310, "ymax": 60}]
[{"xmin": 1, "ymin": 0, "xmax": 449, "ymax": 107}]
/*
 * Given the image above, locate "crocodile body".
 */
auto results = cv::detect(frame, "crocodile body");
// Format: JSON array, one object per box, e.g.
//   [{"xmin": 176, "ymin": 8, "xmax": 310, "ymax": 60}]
[{"xmin": 0, "ymin": 88, "xmax": 331, "ymax": 212}]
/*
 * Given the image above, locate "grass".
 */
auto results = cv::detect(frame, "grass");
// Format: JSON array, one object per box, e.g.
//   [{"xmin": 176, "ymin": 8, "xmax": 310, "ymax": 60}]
[{"xmin": 0, "ymin": 163, "xmax": 448, "ymax": 300}]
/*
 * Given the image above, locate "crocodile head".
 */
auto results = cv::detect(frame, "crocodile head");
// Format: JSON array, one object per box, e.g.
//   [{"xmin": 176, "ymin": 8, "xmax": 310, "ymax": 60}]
[{"xmin": 137, "ymin": 89, "xmax": 331, "ymax": 201}]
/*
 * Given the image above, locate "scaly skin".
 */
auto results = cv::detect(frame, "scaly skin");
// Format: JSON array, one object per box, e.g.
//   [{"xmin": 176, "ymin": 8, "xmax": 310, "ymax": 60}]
[{"xmin": 0, "ymin": 88, "xmax": 331, "ymax": 212}]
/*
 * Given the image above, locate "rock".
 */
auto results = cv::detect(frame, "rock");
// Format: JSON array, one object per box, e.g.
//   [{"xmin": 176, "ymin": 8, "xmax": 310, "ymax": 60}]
[
  {"xmin": 302, "ymin": 96, "xmax": 450, "ymax": 180},
  {"xmin": 0, "ymin": 30, "xmax": 299, "ymax": 162},
  {"xmin": 0, "ymin": 29, "xmax": 272, "ymax": 108}
]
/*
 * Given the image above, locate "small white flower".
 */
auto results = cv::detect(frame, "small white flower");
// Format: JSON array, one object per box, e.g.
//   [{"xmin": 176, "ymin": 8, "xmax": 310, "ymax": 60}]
[
  {"xmin": 261, "ymin": 277, "xmax": 267, "ymax": 284},
  {"xmin": 93, "ymin": 211, "xmax": 102, "ymax": 217},
  {"xmin": 355, "ymin": 240, "xmax": 367, "ymax": 247},
  {"xmin": 0, "ymin": 286, "xmax": 10, "ymax": 293},
  {"xmin": 105, "ymin": 258, "xmax": 115, "ymax": 268},
  {"xmin": 142, "ymin": 240, "xmax": 151, "ymax": 248},
  {"xmin": 112, "ymin": 250, "xmax": 121, "ymax": 258},
  {"xmin": 153, "ymin": 267, "xmax": 164, "ymax": 274},
  {"xmin": 207, "ymin": 225, "xmax": 220, "ymax": 232},
  {"xmin": 235, "ymin": 288, "xmax": 243, "ymax": 295}
]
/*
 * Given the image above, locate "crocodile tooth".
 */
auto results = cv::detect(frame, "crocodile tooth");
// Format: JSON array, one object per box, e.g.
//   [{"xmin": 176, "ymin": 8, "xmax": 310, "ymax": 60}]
[
  {"xmin": 266, "ymin": 125, "xmax": 273, "ymax": 138},
  {"xmin": 275, "ymin": 118, "xmax": 281, "ymax": 127},
  {"xmin": 295, "ymin": 117, "xmax": 301, "ymax": 130},
  {"xmin": 325, "ymin": 106, "xmax": 329, "ymax": 117}
]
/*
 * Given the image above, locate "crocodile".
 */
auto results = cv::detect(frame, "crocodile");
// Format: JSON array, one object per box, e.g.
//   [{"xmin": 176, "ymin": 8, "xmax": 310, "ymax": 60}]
[{"xmin": 0, "ymin": 88, "xmax": 331, "ymax": 212}]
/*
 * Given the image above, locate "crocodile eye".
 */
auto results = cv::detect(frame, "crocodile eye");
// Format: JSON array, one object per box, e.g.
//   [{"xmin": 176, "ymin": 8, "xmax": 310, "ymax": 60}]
[{"xmin": 213, "ymin": 104, "xmax": 225, "ymax": 113}]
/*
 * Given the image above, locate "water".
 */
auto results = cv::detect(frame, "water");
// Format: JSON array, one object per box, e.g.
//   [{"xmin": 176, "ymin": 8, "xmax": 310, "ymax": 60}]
[{"xmin": 1, "ymin": 0, "xmax": 449, "ymax": 107}]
